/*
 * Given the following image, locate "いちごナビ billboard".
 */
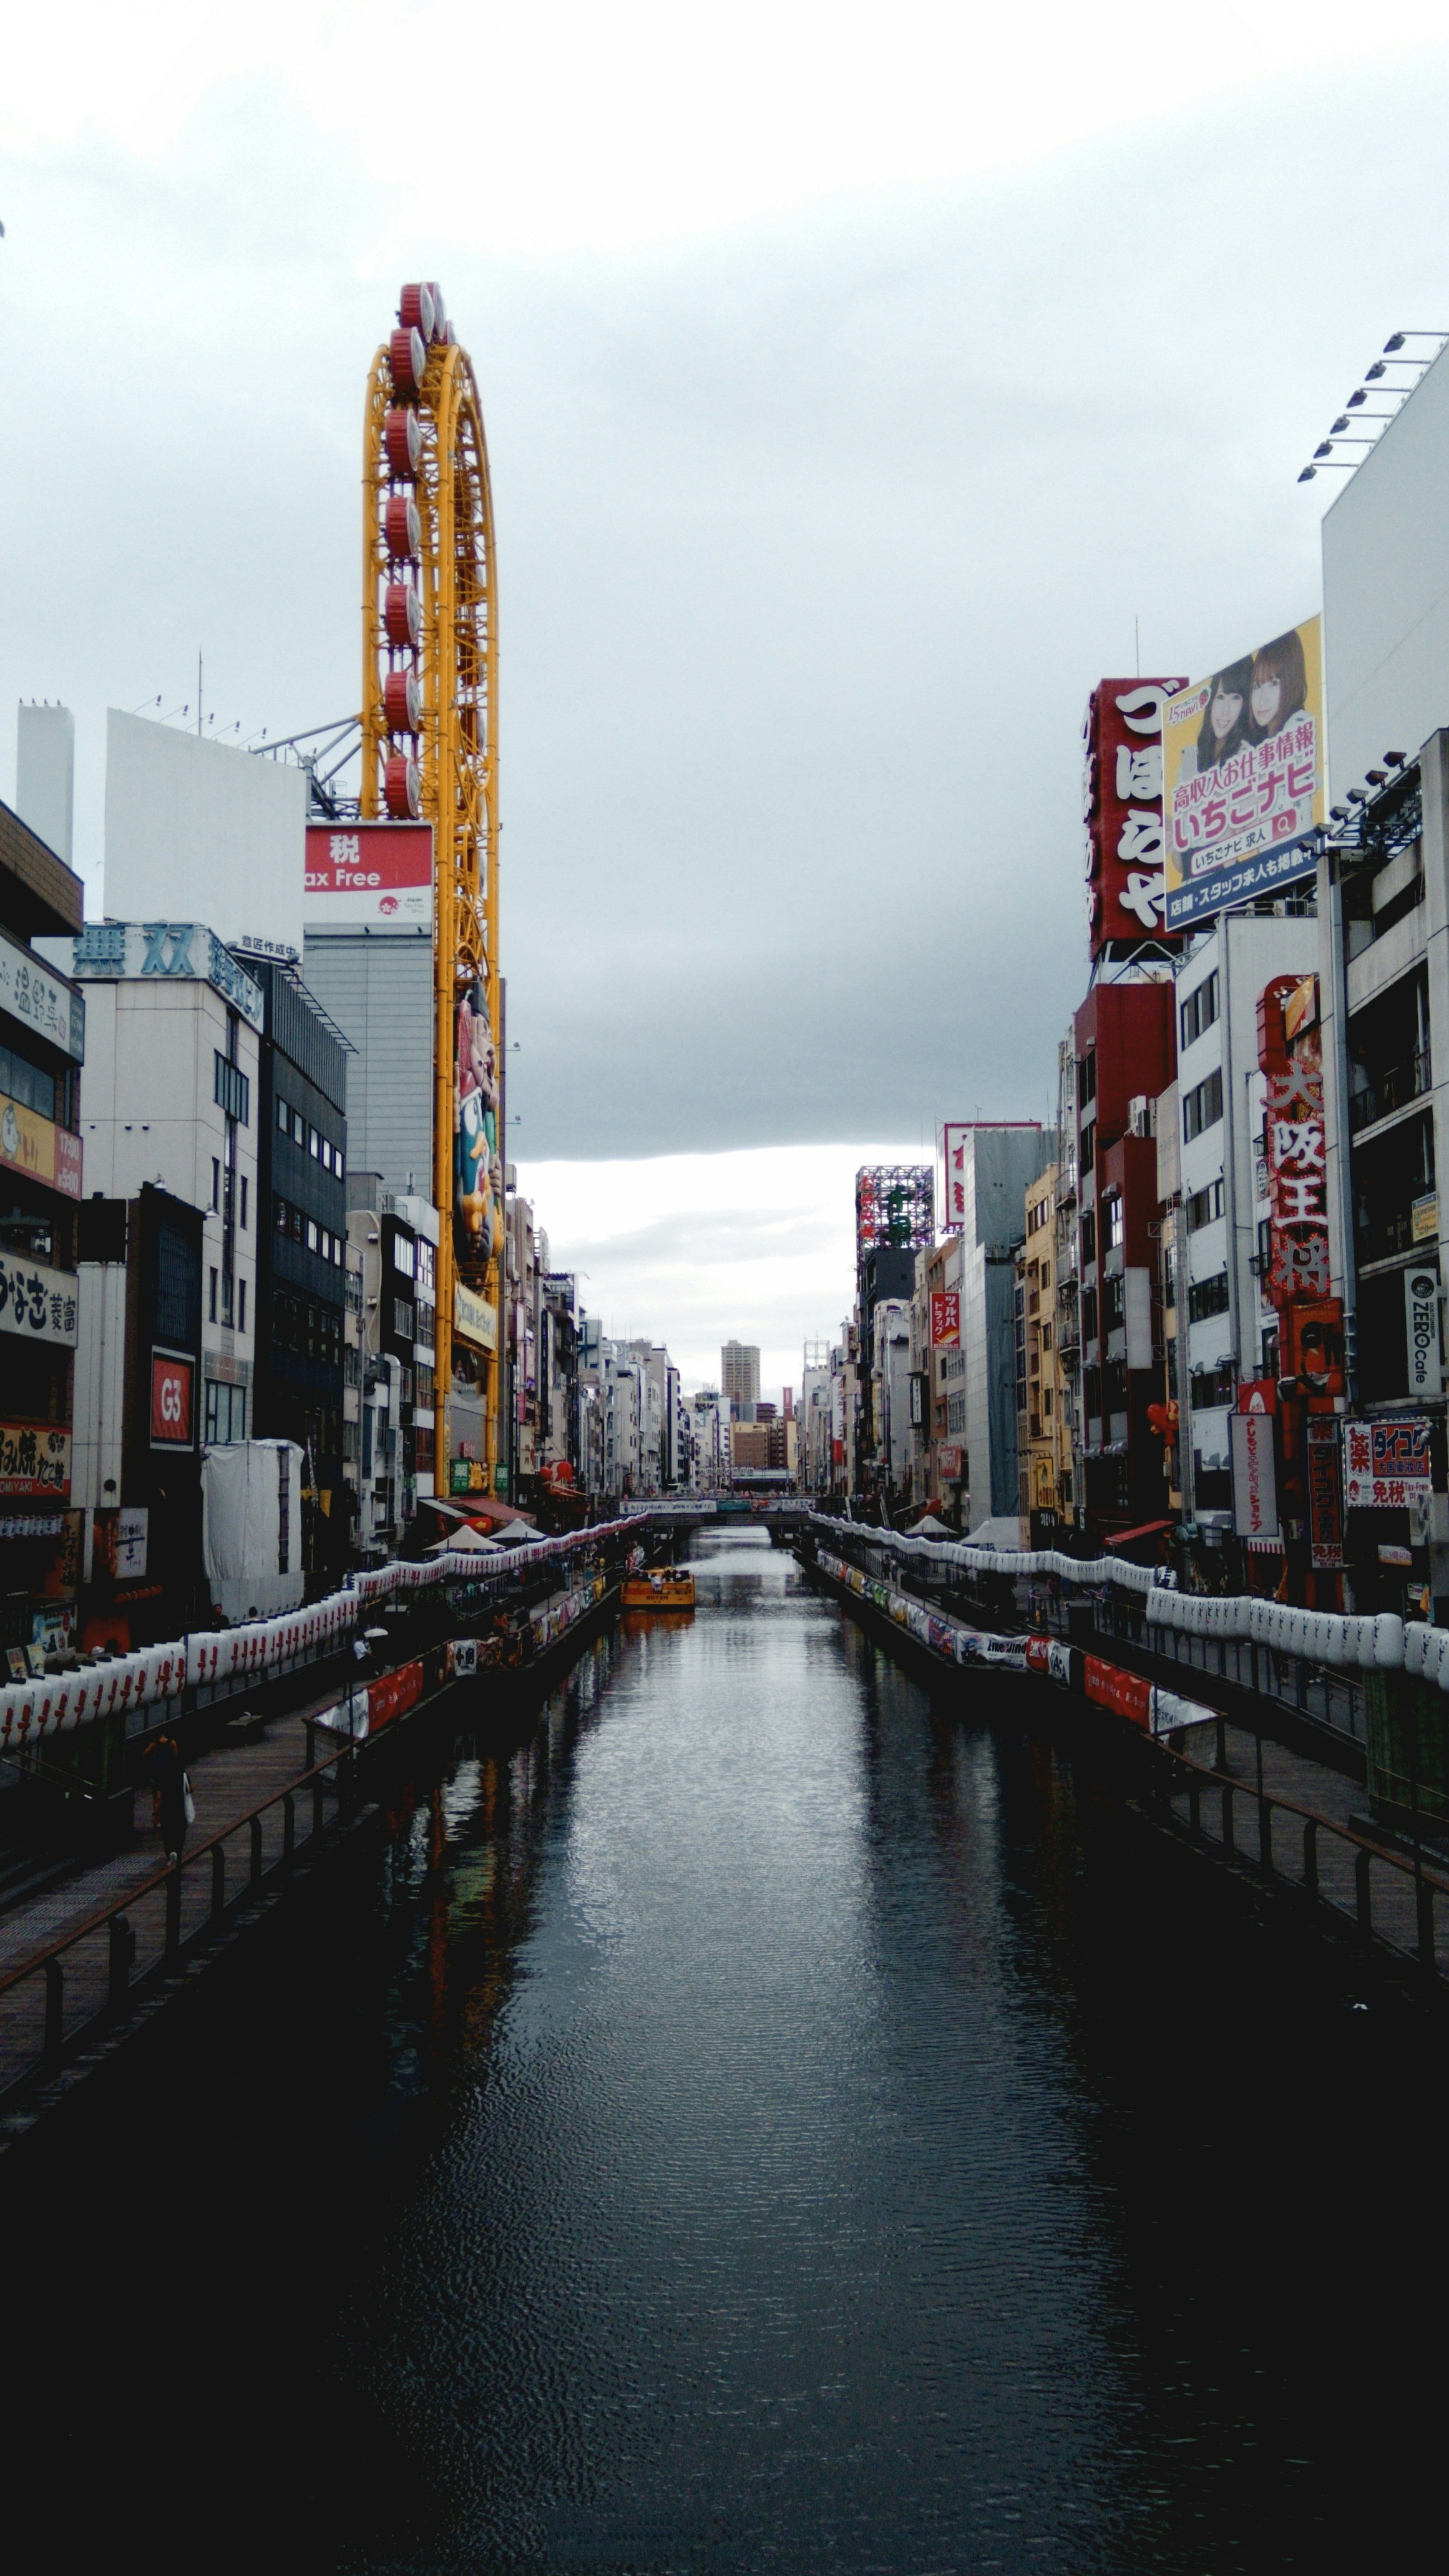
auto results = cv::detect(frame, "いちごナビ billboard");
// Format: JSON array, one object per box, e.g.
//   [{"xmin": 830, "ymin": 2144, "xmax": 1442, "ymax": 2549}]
[
  {"xmin": 1163, "ymin": 617, "xmax": 1323, "ymax": 929},
  {"xmin": 304, "ymin": 822, "xmax": 434, "ymax": 925}
]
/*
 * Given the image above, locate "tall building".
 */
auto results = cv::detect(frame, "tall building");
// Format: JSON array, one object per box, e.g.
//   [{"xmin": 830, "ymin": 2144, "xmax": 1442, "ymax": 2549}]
[
  {"xmin": 0, "ymin": 791, "xmax": 85, "ymax": 1659},
  {"xmin": 69, "ymin": 922, "xmax": 263, "ymax": 1472},
  {"xmin": 947, "ymin": 1126, "xmax": 1050, "ymax": 1530},
  {"xmin": 1073, "ymin": 982, "xmax": 1174, "ymax": 1537},
  {"xmin": 1172, "ymin": 912, "xmax": 1317, "ymax": 1534},
  {"xmin": 721, "ymin": 1340, "xmax": 759, "ymax": 1416},
  {"xmin": 238, "ymin": 950, "xmax": 353, "ymax": 1569},
  {"xmin": 1319, "ymin": 356, "xmax": 1449, "ymax": 1622}
]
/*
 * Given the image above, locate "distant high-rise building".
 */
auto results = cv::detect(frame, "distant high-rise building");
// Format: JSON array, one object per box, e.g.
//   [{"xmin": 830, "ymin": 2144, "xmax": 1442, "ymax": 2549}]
[{"xmin": 721, "ymin": 1340, "xmax": 759, "ymax": 1417}]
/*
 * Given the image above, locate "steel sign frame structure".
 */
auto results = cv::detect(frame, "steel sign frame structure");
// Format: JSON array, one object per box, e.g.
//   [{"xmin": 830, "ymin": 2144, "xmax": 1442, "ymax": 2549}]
[{"xmin": 361, "ymin": 288, "xmax": 500, "ymax": 1494}]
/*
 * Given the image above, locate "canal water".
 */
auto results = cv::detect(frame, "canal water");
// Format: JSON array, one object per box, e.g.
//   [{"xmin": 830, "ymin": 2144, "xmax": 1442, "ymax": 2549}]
[{"xmin": 16, "ymin": 1527, "xmax": 1449, "ymax": 2570}]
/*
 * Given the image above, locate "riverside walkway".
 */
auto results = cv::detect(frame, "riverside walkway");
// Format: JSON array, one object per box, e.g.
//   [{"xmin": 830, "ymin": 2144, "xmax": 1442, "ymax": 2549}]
[{"xmin": 806, "ymin": 1548, "xmax": 1449, "ymax": 1995}]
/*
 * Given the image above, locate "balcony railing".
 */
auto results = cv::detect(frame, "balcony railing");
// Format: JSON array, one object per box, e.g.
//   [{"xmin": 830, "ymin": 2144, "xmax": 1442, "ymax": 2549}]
[{"xmin": 1349, "ymin": 1045, "xmax": 1432, "ymax": 1134}]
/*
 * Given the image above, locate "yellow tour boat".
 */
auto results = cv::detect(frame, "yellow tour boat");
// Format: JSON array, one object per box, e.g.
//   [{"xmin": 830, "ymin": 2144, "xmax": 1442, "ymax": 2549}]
[{"xmin": 621, "ymin": 1566, "xmax": 696, "ymax": 1611}]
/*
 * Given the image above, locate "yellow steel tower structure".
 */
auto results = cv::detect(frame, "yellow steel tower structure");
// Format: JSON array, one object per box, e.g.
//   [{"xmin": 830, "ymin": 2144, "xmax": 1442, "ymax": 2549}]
[{"xmin": 361, "ymin": 281, "xmax": 501, "ymax": 1496}]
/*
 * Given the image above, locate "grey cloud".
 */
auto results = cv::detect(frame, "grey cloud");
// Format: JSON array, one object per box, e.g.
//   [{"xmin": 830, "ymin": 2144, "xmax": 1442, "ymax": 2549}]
[
  {"xmin": 5, "ymin": 65, "xmax": 1448, "ymax": 1166},
  {"xmin": 552, "ymin": 1207, "xmax": 839, "ymax": 1269}
]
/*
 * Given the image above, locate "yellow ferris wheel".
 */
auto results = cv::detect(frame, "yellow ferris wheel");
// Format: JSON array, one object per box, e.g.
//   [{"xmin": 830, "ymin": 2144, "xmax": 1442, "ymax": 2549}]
[{"xmin": 361, "ymin": 281, "xmax": 502, "ymax": 1498}]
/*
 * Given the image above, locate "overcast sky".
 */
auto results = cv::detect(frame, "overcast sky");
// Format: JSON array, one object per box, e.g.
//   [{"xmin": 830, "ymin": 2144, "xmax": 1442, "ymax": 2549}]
[{"xmin": 5, "ymin": 2, "xmax": 1448, "ymax": 1376}]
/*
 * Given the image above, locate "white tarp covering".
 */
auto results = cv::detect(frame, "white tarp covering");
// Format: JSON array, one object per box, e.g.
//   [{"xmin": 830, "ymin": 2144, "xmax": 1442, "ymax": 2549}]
[{"xmin": 202, "ymin": 1440, "xmax": 305, "ymax": 1624}]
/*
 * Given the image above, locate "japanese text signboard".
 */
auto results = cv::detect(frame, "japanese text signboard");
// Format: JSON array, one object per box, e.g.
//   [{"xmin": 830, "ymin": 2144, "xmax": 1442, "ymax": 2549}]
[
  {"xmin": 0, "ymin": 928, "xmax": 84, "ymax": 1061},
  {"xmin": 930, "ymin": 1291, "xmax": 960, "ymax": 1347},
  {"xmin": 1264, "ymin": 1045, "xmax": 1329, "ymax": 1305},
  {"xmin": 0, "ymin": 1423, "xmax": 69, "ymax": 1499},
  {"xmin": 1231, "ymin": 1411, "xmax": 1279, "ymax": 1539},
  {"xmin": 1306, "ymin": 1416, "xmax": 1345, "ymax": 1569},
  {"xmin": 304, "ymin": 823, "xmax": 434, "ymax": 925},
  {"xmin": 1342, "ymin": 1417, "xmax": 1432, "ymax": 1510},
  {"xmin": 0, "ymin": 1093, "xmax": 82, "ymax": 1199},
  {"xmin": 939, "ymin": 1123, "xmax": 970, "ymax": 1234},
  {"xmin": 0, "ymin": 1255, "xmax": 78, "ymax": 1347},
  {"xmin": 1163, "ymin": 617, "xmax": 1323, "ymax": 928},
  {"xmin": 1082, "ymin": 678, "xmax": 1187, "ymax": 955}
]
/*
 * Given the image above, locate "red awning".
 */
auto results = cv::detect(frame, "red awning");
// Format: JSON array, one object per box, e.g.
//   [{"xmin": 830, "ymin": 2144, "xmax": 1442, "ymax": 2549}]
[{"xmin": 1105, "ymin": 1519, "xmax": 1174, "ymax": 1551}]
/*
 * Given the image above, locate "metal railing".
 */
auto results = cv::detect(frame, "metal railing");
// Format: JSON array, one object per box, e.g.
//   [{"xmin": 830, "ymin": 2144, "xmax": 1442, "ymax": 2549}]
[
  {"xmin": 0, "ymin": 1729, "xmax": 366, "ymax": 2113},
  {"xmin": 1349, "ymin": 1045, "xmax": 1432, "ymax": 1134},
  {"xmin": 1154, "ymin": 1738, "xmax": 1445, "ymax": 1981}
]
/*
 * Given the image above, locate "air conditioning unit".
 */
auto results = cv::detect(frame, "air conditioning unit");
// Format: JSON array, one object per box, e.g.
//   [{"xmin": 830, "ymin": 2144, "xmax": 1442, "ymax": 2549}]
[{"xmin": 1128, "ymin": 1095, "xmax": 1156, "ymax": 1139}]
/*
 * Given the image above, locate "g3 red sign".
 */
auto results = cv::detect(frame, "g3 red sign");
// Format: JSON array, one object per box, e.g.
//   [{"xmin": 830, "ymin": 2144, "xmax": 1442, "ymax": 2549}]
[
  {"xmin": 150, "ymin": 1352, "xmax": 193, "ymax": 1447},
  {"xmin": 1082, "ymin": 677, "xmax": 1186, "ymax": 956}
]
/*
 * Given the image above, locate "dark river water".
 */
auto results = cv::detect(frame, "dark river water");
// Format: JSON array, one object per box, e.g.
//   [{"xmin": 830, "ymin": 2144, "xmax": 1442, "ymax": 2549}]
[{"xmin": 17, "ymin": 1528, "xmax": 1449, "ymax": 2571}]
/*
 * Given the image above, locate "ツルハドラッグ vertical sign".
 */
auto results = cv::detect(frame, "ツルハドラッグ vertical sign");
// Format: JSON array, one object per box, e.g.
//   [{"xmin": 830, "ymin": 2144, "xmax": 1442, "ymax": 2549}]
[{"xmin": 1163, "ymin": 618, "xmax": 1324, "ymax": 929}]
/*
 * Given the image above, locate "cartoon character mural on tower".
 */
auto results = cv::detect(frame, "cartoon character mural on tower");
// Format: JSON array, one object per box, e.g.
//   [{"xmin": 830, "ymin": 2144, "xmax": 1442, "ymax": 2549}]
[{"xmin": 455, "ymin": 978, "xmax": 502, "ymax": 1262}]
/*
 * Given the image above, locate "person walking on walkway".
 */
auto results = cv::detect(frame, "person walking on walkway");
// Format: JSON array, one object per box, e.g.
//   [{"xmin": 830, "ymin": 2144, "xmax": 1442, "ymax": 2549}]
[{"xmin": 146, "ymin": 1731, "xmax": 192, "ymax": 1868}]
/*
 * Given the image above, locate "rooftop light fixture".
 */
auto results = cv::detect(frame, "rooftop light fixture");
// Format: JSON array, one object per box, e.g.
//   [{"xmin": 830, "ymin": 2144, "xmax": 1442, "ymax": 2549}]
[
  {"xmin": 1385, "ymin": 751, "xmax": 1407, "ymax": 766},
  {"xmin": 1366, "ymin": 769, "xmax": 1387, "ymax": 786},
  {"xmin": 1347, "ymin": 788, "xmax": 1367, "ymax": 803},
  {"xmin": 1330, "ymin": 804, "xmax": 1350, "ymax": 820}
]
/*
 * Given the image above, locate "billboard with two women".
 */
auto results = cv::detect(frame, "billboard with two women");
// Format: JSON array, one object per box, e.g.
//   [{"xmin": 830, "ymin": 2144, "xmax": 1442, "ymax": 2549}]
[{"xmin": 1162, "ymin": 617, "xmax": 1323, "ymax": 928}]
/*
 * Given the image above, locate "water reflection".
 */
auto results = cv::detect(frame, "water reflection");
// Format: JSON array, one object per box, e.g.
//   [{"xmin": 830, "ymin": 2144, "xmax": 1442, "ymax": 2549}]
[
  {"xmin": 25, "ymin": 1524, "xmax": 1438, "ymax": 2572},
  {"xmin": 310, "ymin": 1524, "xmax": 1439, "ymax": 2575}
]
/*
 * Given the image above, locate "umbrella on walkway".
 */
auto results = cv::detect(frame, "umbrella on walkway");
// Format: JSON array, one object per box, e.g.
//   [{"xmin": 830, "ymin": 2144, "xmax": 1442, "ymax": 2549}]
[{"xmin": 427, "ymin": 1525, "xmax": 505, "ymax": 1554}]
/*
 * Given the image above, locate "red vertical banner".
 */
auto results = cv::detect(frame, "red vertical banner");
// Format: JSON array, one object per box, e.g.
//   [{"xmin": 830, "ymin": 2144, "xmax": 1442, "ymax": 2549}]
[
  {"xmin": 930, "ymin": 1292, "xmax": 960, "ymax": 1347},
  {"xmin": 1082, "ymin": 677, "xmax": 1187, "ymax": 955}
]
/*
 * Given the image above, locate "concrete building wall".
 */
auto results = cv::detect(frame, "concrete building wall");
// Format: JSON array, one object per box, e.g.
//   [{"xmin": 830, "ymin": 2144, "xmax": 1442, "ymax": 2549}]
[
  {"xmin": 302, "ymin": 926, "xmax": 432, "ymax": 1195},
  {"xmin": 104, "ymin": 711, "xmax": 309, "ymax": 952},
  {"xmin": 1176, "ymin": 912, "xmax": 1317, "ymax": 1521},
  {"xmin": 1322, "ymin": 344, "xmax": 1449, "ymax": 799},
  {"xmin": 77, "ymin": 977, "xmax": 260, "ymax": 1423}
]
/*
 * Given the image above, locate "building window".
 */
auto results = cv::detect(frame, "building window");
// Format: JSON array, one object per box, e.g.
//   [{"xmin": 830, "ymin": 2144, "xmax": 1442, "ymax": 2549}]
[
  {"xmin": 0, "ymin": 1039, "xmax": 57, "ymax": 1122},
  {"xmin": 213, "ymin": 1052, "xmax": 250, "ymax": 1125},
  {"xmin": 417, "ymin": 1239, "xmax": 436, "ymax": 1292},
  {"xmin": 1189, "ymin": 1361, "xmax": 1235, "ymax": 1408},
  {"xmin": 275, "ymin": 1193, "xmax": 288, "ymax": 1234},
  {"xmin": 208, "ymin": 1266, "xmax": 218, "ymax": 1324},
  {"xmin": 307, "ymin": 1219, "xmax": 319, "ymax": 1252},
  {"xmin": 205, "ymin": 1380, "xmax": 247, "ymax": 1443},
  {"xmin": 1186, "ymin": 1178, "xmax": 1225, "ymax": 1232},
  {"xmin": 1079, "ymin": 1051, "xmax": 1096, "ymax": 1105},
  {"xmin": 393, "ymin": 1234, "xmax": 417, "ymax": 1279},
  {"xmin": 1080, "ymin": 1120, "xmax": 1095, "ymax": 1173},
  {"xmin": 292, "ymin": 1109, "xmax": 305, "ymax": 1144},
  {"xmin": 308, "ymin": 1125, "xmax": 320, "ymax": 1159},
  {"xmin": 1105, "ymin": 1193, "xmax": 1124, "ymax": 1251},
  {"xmin": 1081, "ymin": 1286, "xmax": 1098, "ymax": 1342},
  {"xmin": 1180, "ymin": 972, "xmax": 1219, "ymax": 1050},
  {"xmin": 212, "ymin": 1157, "xmax": 221, "ymax": 1212},
  {"xmin": 238, "ymin": 1279, "xmax": 247, "ymax": 1335},
  {"xmin": 278, "ymin": 1096, "xmax": 290, "ymax": 1134},
  {"xmin": 1183, "ymin": 1069, "xmax": 1224, "ymax": 1142},
  {"xmin": 394, "ymin": 1297, "xmax": 415, "ymax": 1339},
  {"xmin": 1188, "ymin": 1269, "xmax": 1230, "ymax": 1322},
  {"xmin": 1080, "ymin": 1208, "xmax": 1096, "ymax": 1265},
  {"xmin": 240, "ymin": 1175, "xmax": 248, "ymax": 1231},
  {"xmin": 1103, "ymin": 1274, "xmax": 1125, "ymax": 1329}
]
